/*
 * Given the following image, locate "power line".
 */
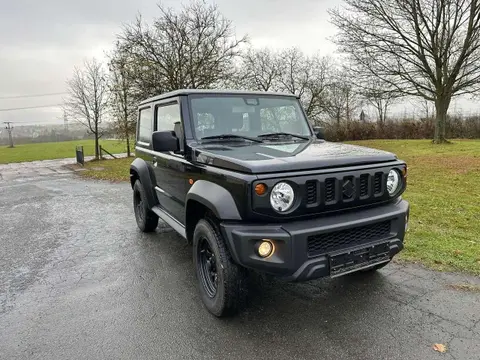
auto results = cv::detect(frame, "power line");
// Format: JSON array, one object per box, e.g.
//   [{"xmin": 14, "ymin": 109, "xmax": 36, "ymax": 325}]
[
  {"xmin": 0, "ymin": 92, "xmax": 67, "ymax": 100},
  {"xmin": 6, "ymin": 120, "xmax": 65, "ymax": 124},
  {"xmin": 0, "ymin": 104, "xmax": 63, "ymax": 112}
]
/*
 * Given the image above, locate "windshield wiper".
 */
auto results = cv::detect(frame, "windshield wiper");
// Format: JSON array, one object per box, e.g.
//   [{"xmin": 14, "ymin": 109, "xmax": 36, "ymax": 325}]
[
  {"xmin": 257, "ymin": 132, "xmax": 310, "ymax": 140},
  {"xmin": 201, "ymin": 134, "xmax": 262, "ymax": 143}
]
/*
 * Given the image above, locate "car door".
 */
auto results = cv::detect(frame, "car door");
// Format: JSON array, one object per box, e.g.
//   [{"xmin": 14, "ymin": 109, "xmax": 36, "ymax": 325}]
[{"xmin": 152, "ymin": 99, "xmax": 188, "ymax": 222}]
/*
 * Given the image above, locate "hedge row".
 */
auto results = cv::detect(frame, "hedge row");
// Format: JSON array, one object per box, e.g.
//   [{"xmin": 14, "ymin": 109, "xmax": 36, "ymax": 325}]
[{"xmin": 323, "ymin": 116, "xmax": 480, "ymax": 141}]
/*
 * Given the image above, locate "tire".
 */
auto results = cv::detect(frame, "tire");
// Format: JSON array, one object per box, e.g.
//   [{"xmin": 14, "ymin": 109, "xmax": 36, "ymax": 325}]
[
  {"xmin": 193, "ymin": 218, "xmax": 247, "ymax": 317},
  {"xmin": 133, "ymin": 180, "xmax": 159, "ymax": 233}
]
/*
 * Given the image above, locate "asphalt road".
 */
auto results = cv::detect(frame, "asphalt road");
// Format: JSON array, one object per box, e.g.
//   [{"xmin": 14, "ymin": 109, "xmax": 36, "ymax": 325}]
[{"xmin": 1, "ymin": 170, "xmax": 479, "ymax": 360}]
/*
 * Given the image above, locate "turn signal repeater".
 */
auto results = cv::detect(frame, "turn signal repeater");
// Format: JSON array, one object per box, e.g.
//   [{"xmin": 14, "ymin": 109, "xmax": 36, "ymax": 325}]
[
  {"xmin": 255, "ymin": 239, "xmax": 275, "ymax": 258},
  {"xmin": 255, "ymin": 183, "xmax": 267, "ymax": 196},
  {"xmin": 402, "ymin": 166, "xmax": 407, "ymax": 185}
]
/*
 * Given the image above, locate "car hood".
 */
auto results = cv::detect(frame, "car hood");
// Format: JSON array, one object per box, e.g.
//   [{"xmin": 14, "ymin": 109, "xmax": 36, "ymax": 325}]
[{"xmin": 192, "ymin": 139, "xmax": 398, "ymax": 174}]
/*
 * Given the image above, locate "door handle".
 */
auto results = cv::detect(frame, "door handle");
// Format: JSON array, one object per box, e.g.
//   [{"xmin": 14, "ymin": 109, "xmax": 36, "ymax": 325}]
[{"xmin": 153, "ymin": 156, "xmax": 158, "ymax": 167}]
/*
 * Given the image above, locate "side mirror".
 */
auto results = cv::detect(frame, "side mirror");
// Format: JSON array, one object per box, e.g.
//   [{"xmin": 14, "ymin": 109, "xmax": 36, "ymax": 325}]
[
  {"xmin": 152, "ymin": 131, "xmax": 180, "ymax": 152},
  {"xmin": 313, "ymin": 126, "xmax": 325, "ymax": 140}
]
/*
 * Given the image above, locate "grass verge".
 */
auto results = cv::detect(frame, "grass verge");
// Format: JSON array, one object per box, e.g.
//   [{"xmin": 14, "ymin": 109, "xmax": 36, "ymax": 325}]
[
  {"xmin": 79, "ymin": 139, "xmax": 480, "ymax": 275},
  {"xmin": 79, "ymin": 157, "xmax": 133, "ymax": 182},
  {"xmin": 0, "ymin": 139, "xmax": 128, "ymax": 164}
]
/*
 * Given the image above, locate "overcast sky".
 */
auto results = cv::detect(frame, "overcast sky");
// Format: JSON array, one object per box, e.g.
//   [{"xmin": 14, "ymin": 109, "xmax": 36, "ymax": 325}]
[{"xmin": 0, "ymin": 0, "xmax": 476, "ymax": 126}]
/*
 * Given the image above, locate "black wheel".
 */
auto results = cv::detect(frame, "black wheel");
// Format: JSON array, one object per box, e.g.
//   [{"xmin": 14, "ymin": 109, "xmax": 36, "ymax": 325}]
[
  {"xmin": 133, "ymin": 180, "xmax": 158, "ymax": 232},
  {"xmin": 193, "ymin": 219, "xmax": 247, "ymax": 317}
]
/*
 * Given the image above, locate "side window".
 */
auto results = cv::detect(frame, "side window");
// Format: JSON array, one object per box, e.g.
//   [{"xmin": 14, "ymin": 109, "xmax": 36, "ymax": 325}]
[
  {"xmin": 138, "ymin": 107, "xmax": 152, "ymax": 143},
  {"xmin": 156, "ymin": 103, "xmax": 181, "ymax": 131}
]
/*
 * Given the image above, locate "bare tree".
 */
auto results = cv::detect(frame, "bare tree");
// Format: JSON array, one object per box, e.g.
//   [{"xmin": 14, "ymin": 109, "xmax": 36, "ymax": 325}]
[
  {"xmin": 329, "ymin": 0, "xmax": 480, "ymax": 143},
  {"xmin": 64, "ymin": 58, "xmax": 109, "ymax": 159},
  {"xmin": 324, "ymin": 68, "xmax": 361, "ymax": 124},
  {"xmin": 108, "ymin": 44, "xmax": 137, "ymax": 157},
  {"xmin": 232, "ymin": 46, "xmax": 331, "ymax": 124},
  {"xmin": 277, "ymin": 48, "xmax": 332, "ymax": 124},
  {"xmin": 236, "ymin": 47, "xmax": 282, "ymax": 91},
  {"xmin": 419, "ymin": 98, "xmax": 435, "ymax": 119},
  {"xmin": 117, "ymin": 0, "xmax": 247, "ymax": 98},
  {"xmin": 361, "ymin": 78, "xmax": 402, "ymax": 124}
]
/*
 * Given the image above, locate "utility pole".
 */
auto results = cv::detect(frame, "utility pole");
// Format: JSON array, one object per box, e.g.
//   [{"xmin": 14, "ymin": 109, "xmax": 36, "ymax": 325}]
[{"xmin": 4, "ymin": 122, "xmax": 14, "ymax": 148}]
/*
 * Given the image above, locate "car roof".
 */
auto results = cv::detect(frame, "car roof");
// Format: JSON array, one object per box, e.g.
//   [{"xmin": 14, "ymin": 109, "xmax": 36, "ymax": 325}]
[{"xmin": 139, "ymin": 89, "xmax": 299, "ymax": 105}]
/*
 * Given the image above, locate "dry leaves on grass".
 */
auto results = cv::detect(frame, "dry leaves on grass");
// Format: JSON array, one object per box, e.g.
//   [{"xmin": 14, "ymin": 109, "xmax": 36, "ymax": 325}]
[
  {"xmin": 447, "ymin": 283, "xmax": 480, "ymax": 292},
  {"xmin": 433, "ymin": 343, "xmax": 447, "ymax": 353}
]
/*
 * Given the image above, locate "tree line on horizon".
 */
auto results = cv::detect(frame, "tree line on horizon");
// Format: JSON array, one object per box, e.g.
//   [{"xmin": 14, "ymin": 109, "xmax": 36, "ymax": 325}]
[{"xmin": 62, "ymin": 0, "xmax": 480, "ymax": 158}]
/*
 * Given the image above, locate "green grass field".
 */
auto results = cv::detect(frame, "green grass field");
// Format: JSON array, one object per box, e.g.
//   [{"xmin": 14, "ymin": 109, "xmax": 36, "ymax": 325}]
[
  {"xmin": 346, "ymin": 139, "xmax": 480, "ymax": 275},
  {"xmin": 80, "ymin": 139, "xmax": 480, "ymax": 275},
  {"xmin": 0, "ymin": 140, "xmax": 128, "ymax": 164}
]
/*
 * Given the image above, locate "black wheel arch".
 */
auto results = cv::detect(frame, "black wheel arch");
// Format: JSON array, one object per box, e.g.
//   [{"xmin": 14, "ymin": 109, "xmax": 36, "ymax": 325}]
[
  {"xmin": 130, "ymin": 158, "xmax": 158, "ymax": 209},
  {"xmin": 185, "ymin": 181, "xmax": 242, "ymax": 262},
  {"xmin": 185, "ymin": 180, "xmax": 242, "ymax": 223}
]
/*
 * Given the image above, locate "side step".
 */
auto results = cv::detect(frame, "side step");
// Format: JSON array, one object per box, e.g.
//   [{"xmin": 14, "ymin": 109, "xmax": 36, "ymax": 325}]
[{"xmin": 151, "ymin": 205, "xmax": 186, "ymax": 239}]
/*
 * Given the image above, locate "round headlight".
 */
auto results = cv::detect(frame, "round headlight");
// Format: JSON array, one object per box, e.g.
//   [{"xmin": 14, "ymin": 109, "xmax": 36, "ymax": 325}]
[
  {"xmin": 270, "ymin": 182, "xmax": 295, "ymax": 212},
  {"xmin": 387, "ymin": 169, "xmax": 400, "ymax": 195}
]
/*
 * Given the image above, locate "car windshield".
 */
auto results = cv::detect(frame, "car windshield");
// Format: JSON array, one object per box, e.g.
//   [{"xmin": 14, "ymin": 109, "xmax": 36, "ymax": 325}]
[{"xmin": 189, "ymin": 95, "xmax": 312, "ymax": 141}]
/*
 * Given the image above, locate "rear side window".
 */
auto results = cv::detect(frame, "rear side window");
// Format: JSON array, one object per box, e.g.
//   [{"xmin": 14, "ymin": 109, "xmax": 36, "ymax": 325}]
[{"xmin": 138, "ymin": 107, "xmax": 152, "ymax": 143}]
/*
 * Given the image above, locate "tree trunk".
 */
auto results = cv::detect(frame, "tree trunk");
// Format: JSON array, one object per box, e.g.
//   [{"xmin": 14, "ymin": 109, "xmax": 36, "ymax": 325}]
[
  {"xmin": 377, "ymin": 106, "xmax": 384, "ymax": 125},
  {"xmin": 383, "ymin": 103, "xmax": 388, "ymax": 123},
  {"xmin": 126, "ymin": 135, "xmax": 131, "ymax": 157},
  {"xmin": 94, "ymin": 122, "xmax": 99, "ymax": 160},
  {"xmin": 433, "ymin": 97, "xmax": 450, "ymax": 143}
]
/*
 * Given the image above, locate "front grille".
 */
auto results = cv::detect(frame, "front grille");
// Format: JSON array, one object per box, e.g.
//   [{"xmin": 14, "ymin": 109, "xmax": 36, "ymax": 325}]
[
  {"xmin": 307, "ymin": 221, "xmax": 391, "ymax": 257},
  {"xmin": 321, "ymin": 171, "xmax": 386, "ymax": 207},
  {"xmin": 306, "ymin": 180, "xmax": 317, "ymax": 204}
]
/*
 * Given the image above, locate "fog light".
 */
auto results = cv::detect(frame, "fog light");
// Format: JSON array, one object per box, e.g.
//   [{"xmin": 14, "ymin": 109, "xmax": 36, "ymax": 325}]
[{"xmin": 255, "ymin": 240, "xmax": 274, "ymax": 258}]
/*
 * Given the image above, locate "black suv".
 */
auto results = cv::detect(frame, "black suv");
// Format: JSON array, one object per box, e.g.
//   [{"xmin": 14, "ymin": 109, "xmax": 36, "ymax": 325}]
[{"xmin": 130, "ymin": 89, "xmax": 409, "ymax": 316}]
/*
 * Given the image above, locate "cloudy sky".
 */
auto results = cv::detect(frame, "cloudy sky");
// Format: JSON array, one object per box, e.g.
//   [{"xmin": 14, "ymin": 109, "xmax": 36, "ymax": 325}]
[
  {"xmin": 0, "ymin": 0, "xmax": 338, "ymax": 126},
  {"xmin": 0, "ymin": 0, "xmax": 476, "ymax": 127}
]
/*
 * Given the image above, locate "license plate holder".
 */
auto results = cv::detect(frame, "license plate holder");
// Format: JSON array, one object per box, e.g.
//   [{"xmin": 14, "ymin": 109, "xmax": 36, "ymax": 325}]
[{"xmin": 329, "ymin": 242, "xmax": 391, "ymax": 278}]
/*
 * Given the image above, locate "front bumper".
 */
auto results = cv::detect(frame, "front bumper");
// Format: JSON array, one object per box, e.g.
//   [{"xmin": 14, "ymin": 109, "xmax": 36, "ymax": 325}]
[{"xmin": 220, "ymin": 199, "xmax": 409, "ymax": 281}]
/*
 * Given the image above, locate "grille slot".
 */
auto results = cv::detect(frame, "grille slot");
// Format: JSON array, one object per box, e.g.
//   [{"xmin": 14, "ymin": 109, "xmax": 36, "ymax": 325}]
[
  {"xmin": 325, "ymin": 178, "xmax": 336, "ymax": 203},
  {"xmin": 306, "ymin": 180, "xmax": 317, "ymax": 204},
  {"xmin": 360, "ymin": 174, "xmax": 369, "ymax": 197},
  {"xmin": 374, "ymin": 172, "xmax": 383, "ymax": 194},
  {"xmin": 307, "ymin": 221, "xmax": 391, "ymax": 257}
]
